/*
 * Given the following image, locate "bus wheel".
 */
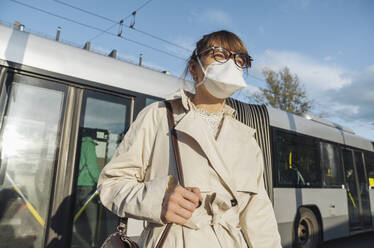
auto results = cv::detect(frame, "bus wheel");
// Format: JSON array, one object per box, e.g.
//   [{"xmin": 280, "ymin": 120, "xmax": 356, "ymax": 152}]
[{"xmin": 294, "ymin": 207, "xmax": 321, "ymax": 248}]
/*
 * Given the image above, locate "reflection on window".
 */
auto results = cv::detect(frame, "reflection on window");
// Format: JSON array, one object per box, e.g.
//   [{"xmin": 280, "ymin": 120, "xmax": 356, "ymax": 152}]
[
  {"xmin": 354, "ymin": 151, "xmax": 372, "ymax": 227},
  {"xmin": 0, "ymin": 80, "xmax": 65, "ymax": 248},
  {"xmin": 366, "ymin": 152, "xmax": 374, "ymax": 189},
  {"xmin": 320, "ymin": 142, "xmax": 344, "ymax": 187},
  {"xmin": 71, "ymin": 92, "xmax": 131, "ymax": 248},
  {"xmin": 275, "ymin": 130, "xmax": 321, "ymax": 187}
]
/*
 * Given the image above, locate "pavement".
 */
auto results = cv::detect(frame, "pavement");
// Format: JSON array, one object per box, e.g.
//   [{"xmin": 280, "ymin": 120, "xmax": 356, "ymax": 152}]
[{"xmin": 321, "ymin": 231, "xmax": 374, "ymax": 248}]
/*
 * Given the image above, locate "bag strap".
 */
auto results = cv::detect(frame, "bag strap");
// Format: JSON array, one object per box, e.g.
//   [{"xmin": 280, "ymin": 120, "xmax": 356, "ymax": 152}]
[
  {"xmin": 164, "ymin": 100, "xmax": 185, "ymax": 187},
  {"xmin": 155, "ymin": 100, "xmax": 184, "ymax": 248},
  {"xmin": 117, "ymin": 100, "xmax": 183, "ymax": 247}
]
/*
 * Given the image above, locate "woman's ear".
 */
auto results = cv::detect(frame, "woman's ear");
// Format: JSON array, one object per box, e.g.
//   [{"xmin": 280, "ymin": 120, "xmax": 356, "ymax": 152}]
[{"xmin": 189, "ymin": 61, "xmax": 197, "ymax": 82}]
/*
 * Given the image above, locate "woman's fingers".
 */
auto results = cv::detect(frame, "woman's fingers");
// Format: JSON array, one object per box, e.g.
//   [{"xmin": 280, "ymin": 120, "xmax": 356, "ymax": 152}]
[
  {"xmin": 180, "ymin": 187, "xmax": 199, "ymax": 205},
  {"xmin": 177, "ymin": 197, "xmax": 197, "ymax": 212},
  {"xmin": 171, "ymin": 202, "xmax": 193, "ymax": 219},
  {"xmin": 162, "ymin": 185, "xmax": 204, "ymax": 224},
  {"xmin": 164, "ymin": 211, "xmax": 188, "ymax": 225},
  {"xmin": 189, "ymin": 187, "xmax": 203, "ymax": 201}
]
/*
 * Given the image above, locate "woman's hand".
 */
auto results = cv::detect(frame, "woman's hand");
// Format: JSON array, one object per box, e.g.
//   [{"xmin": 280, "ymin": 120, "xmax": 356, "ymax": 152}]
[{"xmin": 161, "ymin": 185, "xmax": 203, "ymax": 225}]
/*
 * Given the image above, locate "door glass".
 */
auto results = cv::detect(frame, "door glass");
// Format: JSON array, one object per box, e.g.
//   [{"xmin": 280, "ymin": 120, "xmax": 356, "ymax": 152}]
[
  {"xmin": 343, "ymin": 149, "xmax": 361, "ymax": 228},
  {"xmin": 71, "ymin": 90, "xmax": 131, "ymax": 248},
  {"xmin": 354, "ymin": 151, "xmax": 372, "ymax": 228},
  {"xmin": 320, "ymin": 142, "xmax": 344, "ymax": 187},
  {"xmin": 0, "ymin": 76, "xmax": 66, "ymax": 247},
  {"xmin": 366, "ymin": 152, "xmax": 374, "ymax": 189}
]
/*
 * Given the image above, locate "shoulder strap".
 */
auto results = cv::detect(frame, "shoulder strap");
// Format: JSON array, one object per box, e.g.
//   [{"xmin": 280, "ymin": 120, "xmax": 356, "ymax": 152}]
[
  {"xmin": 163, "ymin": 100, "xmax": 185, "ymax": 187},
  {"xmin": 154, "ymin": 100, "xmax": 185, "ymax": 248},
  {"xmin": 118, "ymin": 100, "xmax": 184, "ymax": 248}
]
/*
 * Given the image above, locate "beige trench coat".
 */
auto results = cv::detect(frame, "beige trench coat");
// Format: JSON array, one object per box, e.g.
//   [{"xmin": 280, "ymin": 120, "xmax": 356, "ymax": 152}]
[{"xmin": 98, "ymin": 90, "xmax": 282, "ymax": 248}]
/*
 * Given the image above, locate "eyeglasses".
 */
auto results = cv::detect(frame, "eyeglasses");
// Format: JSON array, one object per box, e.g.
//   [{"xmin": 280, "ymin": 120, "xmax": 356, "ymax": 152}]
[{"xmin": 196, "ymin": 46, "xmax": 253, "ymax": 69}]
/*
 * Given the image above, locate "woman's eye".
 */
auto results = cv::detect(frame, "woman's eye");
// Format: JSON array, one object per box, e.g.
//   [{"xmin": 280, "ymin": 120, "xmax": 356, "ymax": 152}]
[
  {"xmin": 235, "ymin": 55, "xmax": 247, "ymax": 67},
  {"xmin": 236, "ymin": 58, "xmax": 244, "ymax": 66},
  {"xmin": 214, "ymin": 53, "xmax": 226, "ymax": 60}
]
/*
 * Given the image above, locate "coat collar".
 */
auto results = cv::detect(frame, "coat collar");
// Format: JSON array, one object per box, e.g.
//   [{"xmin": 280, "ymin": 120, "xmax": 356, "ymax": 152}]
[
  {"xmin": 174, "ymin": 110, "xmax": 237, "ymax": 199},
  {"xmin": 167, "ymin": 89, "xmax": 237, "ymax": 119},
  {"xmin": 174, "ymin": 104, "xmax": 256, "ymax": 200}
]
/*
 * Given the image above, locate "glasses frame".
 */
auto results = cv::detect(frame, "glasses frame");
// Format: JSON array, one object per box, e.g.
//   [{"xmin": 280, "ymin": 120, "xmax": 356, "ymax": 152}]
[{"xmin": 197, "ymin": 46, "xmax": 253, "ymax": 69}]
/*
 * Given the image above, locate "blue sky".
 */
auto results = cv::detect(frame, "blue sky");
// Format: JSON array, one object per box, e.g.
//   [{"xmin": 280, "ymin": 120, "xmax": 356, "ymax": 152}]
[{"xmin": 1, "ymin": 0, "xmax": 374, "ymax": 140}]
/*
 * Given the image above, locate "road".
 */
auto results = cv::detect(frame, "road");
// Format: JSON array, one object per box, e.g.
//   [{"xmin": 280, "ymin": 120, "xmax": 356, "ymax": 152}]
[{"xmin": 321, "ymin": 231, "xmax": 374, "ymax": 248}]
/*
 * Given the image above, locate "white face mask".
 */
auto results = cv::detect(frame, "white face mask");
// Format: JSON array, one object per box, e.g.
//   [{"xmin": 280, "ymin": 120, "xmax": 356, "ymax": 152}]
[{"xmin": 195, "ymin": 55, "xmax": 247, "ymax": 99}]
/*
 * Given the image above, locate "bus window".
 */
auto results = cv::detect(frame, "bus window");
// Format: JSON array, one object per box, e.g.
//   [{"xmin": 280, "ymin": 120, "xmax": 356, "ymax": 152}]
[
  {"xmin": 0, "ymin": 74, "xmax": 67, "ymax": 248},
  {"xmin": 365, "ymin": 152, "xmax": 374, "ymax": 189},
  {"xmin": 71, "ymin": 90, "xmax": 131, "ymax": 248},
  {"xmin": 275, "ymin": 130, "xmax": 321, "ymax": 187},
  {"xmin": 319, "ymin": 142, "xmax": 344, "ymax": 187},
  {"xmin": 145, "ymin": 97, "xmax": 159, "ymax": 106}
]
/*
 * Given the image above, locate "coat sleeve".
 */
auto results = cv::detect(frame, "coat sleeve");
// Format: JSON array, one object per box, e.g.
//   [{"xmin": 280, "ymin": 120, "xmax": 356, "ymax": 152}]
[
  {"xmin": 97, "ymin": 102, "xmax": 172, "ymax": 225},
  {"xmin": 239, "ymin": 148, "xmax": 282, "ymax": 248}
]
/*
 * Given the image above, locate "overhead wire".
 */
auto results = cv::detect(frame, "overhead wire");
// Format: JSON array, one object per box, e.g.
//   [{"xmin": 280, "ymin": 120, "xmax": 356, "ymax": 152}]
[
  {"xmin": 52, "ymin": 0, "xmax": 192, "ymax": 52},
  {"xmin": 8, "ymin": 0, "xmax": 187, "ymax": 61},
  {"xmin": 88, "ymin": 22, "xmax": 118, "ymax": 42},
  {"xmin": 87, "ymin": 0, "xmax": 156, "ymax": 41},
  {"xmin": 123, "ymin": 0, "xmax": 155, "ymax": 19},
  {"xmin": 53, "ymin": 0, "xmax": 117, "ymax": 23}
]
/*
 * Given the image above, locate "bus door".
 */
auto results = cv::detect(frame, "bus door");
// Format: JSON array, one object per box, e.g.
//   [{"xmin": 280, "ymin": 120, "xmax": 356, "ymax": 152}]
[
  {"xmin": 354, "ymin": 151, "xmax": 372, "ymax": 228},
  {"xmin": 342, "ymin": 148, "xmax": 372, "ymax": 231},
  {"xmin": 70, "ymin": 89, "xmax": 132, "ymax": 248},
  {"xmin": 0, "ymin": 71, "xmax": 67, "ymax": 247}
]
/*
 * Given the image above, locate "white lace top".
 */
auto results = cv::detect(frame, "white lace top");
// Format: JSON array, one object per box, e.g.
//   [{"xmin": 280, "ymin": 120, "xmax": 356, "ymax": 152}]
[{"xmin": 190, "ymin": 102, "xmax": 224, "ymax": 139}]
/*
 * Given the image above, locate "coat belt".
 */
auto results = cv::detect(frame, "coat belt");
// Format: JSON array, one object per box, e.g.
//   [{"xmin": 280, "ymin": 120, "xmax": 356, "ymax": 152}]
[{"xmin": 183, "ymin": 193, "xmax": 245, "ymax": 248}]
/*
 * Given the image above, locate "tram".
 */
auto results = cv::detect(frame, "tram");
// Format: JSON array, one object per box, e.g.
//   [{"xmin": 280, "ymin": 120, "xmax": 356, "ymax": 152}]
[{"xmin": 0, "ymin": 23, "xmax": 373, "ymax": 248}]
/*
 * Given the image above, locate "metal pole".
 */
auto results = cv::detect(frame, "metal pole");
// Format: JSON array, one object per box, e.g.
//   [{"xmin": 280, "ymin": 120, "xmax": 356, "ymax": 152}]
[
  {"xmin": 139, "ymin": 53, "xmax": 143, "ymax": 66},
  {"xmin": 56, "ymin": 26, "xmax": 61, "ymax": 41}
]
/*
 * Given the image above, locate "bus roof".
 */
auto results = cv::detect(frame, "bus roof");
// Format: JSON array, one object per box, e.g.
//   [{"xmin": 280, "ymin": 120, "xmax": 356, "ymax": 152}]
[
  {"xmin": 268, "ymin": 106, "xmax": 374, "ymax": 152},
  {"xmin": 0, "ymin": 24, "xmax": 193, "ymax": 98}
]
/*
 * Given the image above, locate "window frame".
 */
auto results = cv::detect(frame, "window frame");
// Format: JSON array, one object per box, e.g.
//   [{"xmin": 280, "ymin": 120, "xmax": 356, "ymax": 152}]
[
  {"xmin": 0, "ymin": 69, "xmax": 69, "ymax": 248},
  {"xmin": 271, "ymin": 127, "xmax": 322, "ymax": 188}
]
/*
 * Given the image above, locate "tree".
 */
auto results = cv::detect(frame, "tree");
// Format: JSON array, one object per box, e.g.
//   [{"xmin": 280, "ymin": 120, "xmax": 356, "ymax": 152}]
[{"xmin": 252, "ymin": 67, "xmax": 312, "ymax": 115}]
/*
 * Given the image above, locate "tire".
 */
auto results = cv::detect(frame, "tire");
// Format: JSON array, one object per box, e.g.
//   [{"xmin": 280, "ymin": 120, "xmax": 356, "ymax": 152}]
[{"xmin": 293, "ymin": 207, "xmax": 321, "ymax": 248}]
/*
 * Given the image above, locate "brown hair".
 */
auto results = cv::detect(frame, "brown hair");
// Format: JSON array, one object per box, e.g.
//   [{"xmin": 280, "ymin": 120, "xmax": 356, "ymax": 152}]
[{"xmin": 183, "ymin": 30, "xmax": 250, "ymax": 79}]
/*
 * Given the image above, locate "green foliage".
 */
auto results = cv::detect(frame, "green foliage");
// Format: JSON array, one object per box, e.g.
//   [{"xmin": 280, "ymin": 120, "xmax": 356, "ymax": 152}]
[{"xmin": 252, "ymin": 67, "xmax": 312, "ymax": 115}]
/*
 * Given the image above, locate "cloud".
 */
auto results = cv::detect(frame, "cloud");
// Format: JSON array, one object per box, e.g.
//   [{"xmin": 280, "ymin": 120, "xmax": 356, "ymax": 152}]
[
  {"xmin": 323, "ymin": 56, "xmax": 333, "ymax": 61},
  {"xmin": 253, "ymin": 49, "xmax": 352, "ymax": 96},
  {"xmin": 323, "ymin": 65, "xmax": 374, "ymax": 122},
  {"xmin": 327, "ymin": 116, "xmax": 374, "ymax": 141},
  {"xmin": 251, "ymin": 49, "xmax": 374, "ymax": 139},
  {"xmin": 188, "ymin": 9, "xmax": 232, "ymax": 27}
]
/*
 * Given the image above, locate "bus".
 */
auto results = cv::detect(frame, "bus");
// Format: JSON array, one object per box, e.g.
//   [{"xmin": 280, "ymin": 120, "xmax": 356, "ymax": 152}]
[{"xmin": 0, "ymin": 23, "xmax": 373, "ymax": 248}]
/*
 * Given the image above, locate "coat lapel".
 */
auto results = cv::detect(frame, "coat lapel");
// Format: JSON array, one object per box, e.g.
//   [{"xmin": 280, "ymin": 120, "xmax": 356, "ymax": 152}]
[{"xmin": 174, "ymin": 110, "xmax": 239, "ymax": 199}]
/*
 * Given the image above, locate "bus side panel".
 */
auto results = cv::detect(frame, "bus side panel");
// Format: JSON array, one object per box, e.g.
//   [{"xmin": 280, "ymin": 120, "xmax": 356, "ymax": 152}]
[
  {"xmin": 273, "ymin": 188, "xmax": 297, "ymax": 248},
  {"xmin": 274, "ymin": 188, "xmax": 349, "ymax": 246},
  {"xmin": 301, "ymin": 188, "xmax": 349, "ymax": 241}
]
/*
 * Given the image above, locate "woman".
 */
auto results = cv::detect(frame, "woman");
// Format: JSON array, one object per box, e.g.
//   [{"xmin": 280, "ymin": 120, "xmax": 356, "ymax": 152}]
[{"xmin": 98, "ymin": 30, "xmax": 282, "ymax": 248}]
